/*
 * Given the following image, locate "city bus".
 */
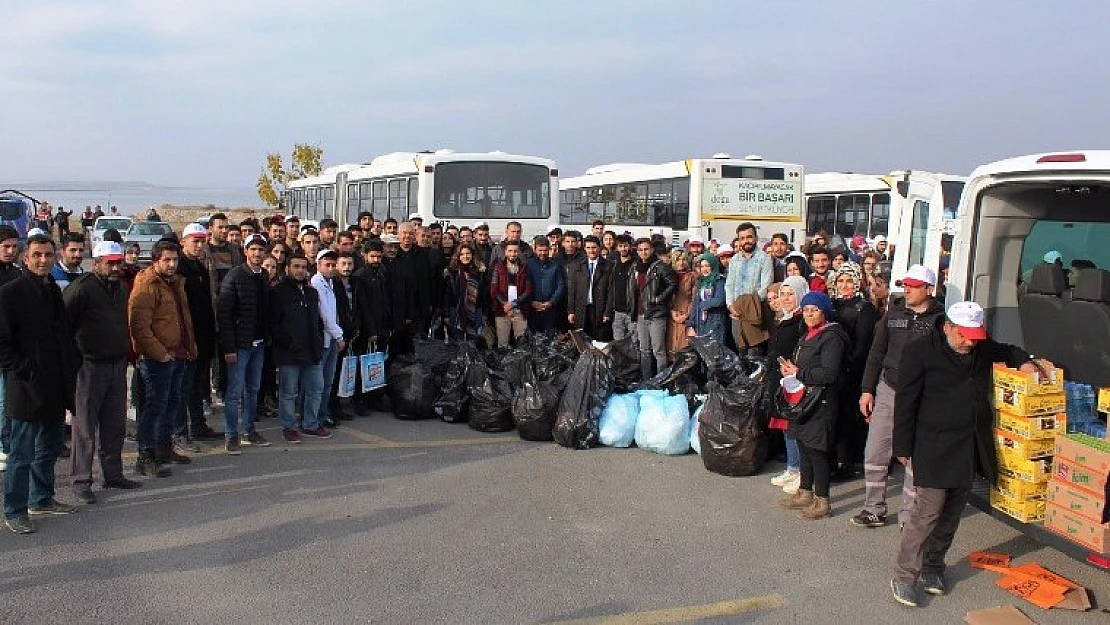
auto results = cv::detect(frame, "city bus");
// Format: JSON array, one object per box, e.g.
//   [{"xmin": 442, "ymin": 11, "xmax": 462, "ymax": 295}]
[
  {"xmin": 558, "ymin": 155, "xmax": 805, "ymax": 246},
  {"xmin": 0, "ymin": 190, "xmax": 36, "ymax": 243},
  {"xmin": 804, "ymin": 170, "xmax": 966, "ymax": 241},
  {"xmin": 945, "ymin": 150, "xmax": 1110, "ymax": 570},
  {"xmin": 283, "ymin": 150, "xmax": 558, "ymax": 239}
]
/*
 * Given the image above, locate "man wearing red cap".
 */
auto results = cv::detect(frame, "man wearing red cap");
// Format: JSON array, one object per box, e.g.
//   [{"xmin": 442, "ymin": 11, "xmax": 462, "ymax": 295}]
[{"xmin": 889, "ymin": 301, "xmax": 1037, "ymax": 608}]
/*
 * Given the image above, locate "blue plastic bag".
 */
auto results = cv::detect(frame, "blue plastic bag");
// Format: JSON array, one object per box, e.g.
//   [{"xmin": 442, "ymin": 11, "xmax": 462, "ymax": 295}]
[
  {"xmin": 360, "ymin": 351, "xmax": 387, "ymax": 393},
  {"xmin": 599, "ymin": 394, "xmax": 639, "ymax": 447},
  {"xmin": 689, "ymin": 405, "xmax": 703, "ymax": 454},
  {"xmin": 635, "ymin": 394, "xmax": 692, "ymax": 455}
]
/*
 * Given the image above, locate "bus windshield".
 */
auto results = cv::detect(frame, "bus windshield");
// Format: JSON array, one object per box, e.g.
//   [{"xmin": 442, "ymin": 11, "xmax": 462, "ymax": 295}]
[
  {"xmin": 433, "ymin": 162, "xmax": 550, "ymax": 220},
  {"xmin": 0, "ymin": 198, "xmax": 26, "ymax": 221}
]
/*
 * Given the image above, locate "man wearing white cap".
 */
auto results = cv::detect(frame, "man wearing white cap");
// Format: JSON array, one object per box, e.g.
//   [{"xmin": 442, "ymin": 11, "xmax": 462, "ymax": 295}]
[
  {"xmin": 872, "ymin": 235, "xmax": 889, "ymax": 261},
  {"xmin": 64, "ymin": 241, "xmax": 141, "ymax": 502},
  {"xmin": 408, "ymin": 213, "xmax": 423, "ymax": 228},
  {"xmin": 889, "ymin": 301, "xmax": 1036, "ymax": 608},
  {"xmin": 853, "ymin": 264, "xmax": 945, "ymax": 531},
  {"xmin": 685, "ymin": 235, "xmax": 705, "ymax": 257}
]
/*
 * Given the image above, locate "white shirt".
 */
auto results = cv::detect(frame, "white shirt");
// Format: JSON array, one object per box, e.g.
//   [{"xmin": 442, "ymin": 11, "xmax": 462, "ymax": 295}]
[{"xmin": 311, "ymin": 273, "xmax": 343, "ymax": 347}]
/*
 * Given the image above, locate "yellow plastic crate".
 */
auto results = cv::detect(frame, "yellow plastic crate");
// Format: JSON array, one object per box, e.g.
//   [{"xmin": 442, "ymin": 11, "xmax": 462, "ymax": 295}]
[
  {"xmin": 995, "ymin": 410, "xmax": 1065, "ymax": 440},
  {"xmin": 991, "ymin": 488, "xmax": 1046, "ymax": 523},
  {"xmin": 1099, "ymin": 387, "xmax": 1110, "ymax": 414},
  {"xmin": 992, "ymin": 360, "xmax": 1064, "ymax": 395},
  {"xmin": 997, "ymin": 451, "xmax": 1052, "ymax": 483},
  {"xmin": 995, "ymin": 473, "xmax": 1048, "ymax": 502},
  {"xmin": 995, "ymin": 428, "xmax": 1056, "ymax": 460},
  {"xmin": 994, "ymin": 387, "xmax": 1066, "ymax": 417}
]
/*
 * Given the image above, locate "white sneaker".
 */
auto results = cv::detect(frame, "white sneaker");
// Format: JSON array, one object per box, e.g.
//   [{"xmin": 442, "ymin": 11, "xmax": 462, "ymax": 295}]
[
  {"xmin": 770, "ymin": 470, "xmax": 792, "ymax": 486},
  {"xmin": 782, "ymin": 472, "xmax": 801, "ymax": 494},
  {"xmin": 0, "ymin": 461, "xmax": 6, "ymax": 472}
]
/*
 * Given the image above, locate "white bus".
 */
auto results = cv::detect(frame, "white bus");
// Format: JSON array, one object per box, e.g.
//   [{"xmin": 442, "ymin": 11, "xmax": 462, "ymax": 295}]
[
  {"xmin": 559, "ymin": 155, "xmax": 804, "ymax": 246},
  {"xmin": 805, "ymin": 170, "xmax": 966, "ymax": 242},
  {"xmin": 283, "ymin": 150, "xmax": 558, "ymax": 238}
]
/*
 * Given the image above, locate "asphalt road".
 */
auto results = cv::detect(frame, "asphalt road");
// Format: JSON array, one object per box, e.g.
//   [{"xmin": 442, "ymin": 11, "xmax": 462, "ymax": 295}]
[{"xmin": 1, "ymin": 413, "xmax": 1107, "ymax": 624}]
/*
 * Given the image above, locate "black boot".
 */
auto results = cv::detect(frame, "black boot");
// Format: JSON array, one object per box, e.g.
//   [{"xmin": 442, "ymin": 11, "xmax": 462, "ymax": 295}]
[
  {"xmin": 135, "ymin": 452, "xmax": 172, "ymax": 478},
  {"xmin": 156, "ymin": 440, "xmax": 192, "ymax": 465}
]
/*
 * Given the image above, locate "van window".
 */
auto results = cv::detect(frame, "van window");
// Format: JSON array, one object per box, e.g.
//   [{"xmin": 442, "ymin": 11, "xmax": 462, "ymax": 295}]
[
  {"xmin": 906, "ymin": 200, "xmax": 929, "ymax": 268},
  {"xmin": 1021, "ymin": 220, "xmax": 1110, "ymax": 283}
]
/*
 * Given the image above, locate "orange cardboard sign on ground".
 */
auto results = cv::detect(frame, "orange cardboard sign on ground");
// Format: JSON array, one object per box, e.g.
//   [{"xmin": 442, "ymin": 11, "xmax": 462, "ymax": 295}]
[
  {"xmin": 969, "ymin": 551, "xmax": 1012, "ymax": 570},
  {"xmin": 994, "ymin": 573, "xmax": 1068, "ymax": 610},
  {"xmin": 970, "ymin": 551, "xmax": 1092, "ymax": 611}
]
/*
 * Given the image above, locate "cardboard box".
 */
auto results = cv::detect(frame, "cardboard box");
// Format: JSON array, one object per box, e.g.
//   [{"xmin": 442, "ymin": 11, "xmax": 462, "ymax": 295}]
[
  {"xmin": 1046, "ymin": 478, "xmax": 1106, "ymax": 522},
  {"xmin": 1054, "ymin": 433, "xmax": 1110, "ymax": 474},
  {"xmin": 964, "ymin": 605, "xmax": 1036, "ymax": 624},
  {"xmin": 994, "ymin": 387, "xmax": 1066, "ymax": 417},
  {"xmin": 1099, "ymin": 387, "xmax": 1110, "ymax": 413},
  {"xmin": 1045, "ymin": 501, "xmax": 1110, "ymax": 553},
  {"xmin": 1052, "ymin": 456, "xmax": 1109, "ymax": 495},
  {"xmin": 993, "ymin": 360, "xmax": 1064, "ymax": 395},
  {"xmin": 995, "ymin": 410, "xmax": 1065, "ymax": 440},
  {"xmin": 991, "ymin": 489, "xmax": 1046, "ymax": 523},
  {"xmin": 995, "ymin": 428, "xmax": 1055, "ymax": 460},
  {"xmin": 995, "ymin": 474, "xmax": 1048, "ymax": 501},
  {"xmin": 997, "ymin": 452, "xmax": 1052, "ymax": 483}
]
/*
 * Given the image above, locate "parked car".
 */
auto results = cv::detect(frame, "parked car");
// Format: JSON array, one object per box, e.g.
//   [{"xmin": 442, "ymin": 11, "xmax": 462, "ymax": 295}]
[
  {"xmin": 124, "ymin": 221, "xmax": 174, "ymax": 264},
  {"xmin": 91, "ymin": 216, "xmax": 134, "ymax": 245}
]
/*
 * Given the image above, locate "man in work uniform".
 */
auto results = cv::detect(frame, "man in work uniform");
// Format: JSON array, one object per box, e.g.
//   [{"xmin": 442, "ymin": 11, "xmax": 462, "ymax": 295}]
[
  {"xmin": 889, "ymin": 301, "xmax": 1035, "ymax": 608},
  {"xmin": 852, "ymin": 265, "xmax": 945, "ymax": 529}
]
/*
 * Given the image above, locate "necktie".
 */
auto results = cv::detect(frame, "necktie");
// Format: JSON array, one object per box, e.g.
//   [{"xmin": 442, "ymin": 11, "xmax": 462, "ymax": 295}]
[{"xmin": 588, "ymin": 261, "xmax": 595, "ymax": 305}]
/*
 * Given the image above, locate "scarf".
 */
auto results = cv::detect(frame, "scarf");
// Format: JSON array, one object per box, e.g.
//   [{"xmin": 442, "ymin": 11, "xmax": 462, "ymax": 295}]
[
  {"xmin": 832, "ymin": 262, "xmax": 863, "ymax": 299},
  {"xmin": 696, "ymin": 252, "xmax": 721, "ymax": 289}
]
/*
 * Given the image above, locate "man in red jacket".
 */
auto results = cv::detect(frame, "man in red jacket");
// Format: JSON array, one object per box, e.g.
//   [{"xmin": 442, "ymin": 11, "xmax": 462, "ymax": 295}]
[{"xmin": 489, "ymin": 240, "xmax": 532, "ymax": 348}]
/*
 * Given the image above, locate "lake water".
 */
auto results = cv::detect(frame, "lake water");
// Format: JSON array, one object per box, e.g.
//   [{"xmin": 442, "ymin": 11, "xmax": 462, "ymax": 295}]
[{"xmin": 0, "ymin": 181, "xmax": 261, "ymax": 217}]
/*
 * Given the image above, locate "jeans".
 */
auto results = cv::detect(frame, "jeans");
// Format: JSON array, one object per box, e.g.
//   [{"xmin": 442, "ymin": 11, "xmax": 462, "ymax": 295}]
[
  {"xmin": 636, "ymin": 316, "xmax": 668, "ymax": 380},
  {"xmin": 317, "ymin": 342, "xmax": 339, "ymax": 423},
  {"xmin": 785, "ymin": 434, "xmax": 800, "ymax": 472},
  {"xmin": 278, "ymin": 363, "xmax": 324, "ymax": 431},
  {"xmin": 224, "ymin": 343, "xmax": 266, "ymax": 439},
  {"xmin": 612, "ymin": 311, "xmax": 636, "ymax": 344},
  {"xmin": 138, "ymin": 359, "xmax": 187, "ymax": 454},
  {"xmin": 178, "ymin": 342, "xmax": 215, "ymax": 436},
  {"xmin": 0, "ymin": 371, "xmax": 9, "ymax": 455},
  {"xmin": 4, "ymin": 419, "xmax": 65, "ymax": 517}
]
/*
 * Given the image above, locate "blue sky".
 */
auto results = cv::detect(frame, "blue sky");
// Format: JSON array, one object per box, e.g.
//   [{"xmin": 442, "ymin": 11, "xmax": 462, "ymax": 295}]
[{"xmin": 2, "ymin": 0, "xmax": 1107, "ymax": 187}]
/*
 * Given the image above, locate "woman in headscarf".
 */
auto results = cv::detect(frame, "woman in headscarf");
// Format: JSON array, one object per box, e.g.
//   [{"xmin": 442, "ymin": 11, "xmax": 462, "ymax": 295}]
[
  {"xmin": 778, "ymin": 291, "xmax": 849, "ymax": 520},
  {"xmin": 667, "ymin": 251, "xmax": 697, "ymax": 358},
  {"xmin": 685, "ymin": 252, "xmax": 728, "ymax": 344},
  {"xmin": 766, "ymin": 275, "xmax": 810, "ymax": 496},
  {"xmin": 829, "ymin": 262, "xmax": 878, "ymax": 482}
]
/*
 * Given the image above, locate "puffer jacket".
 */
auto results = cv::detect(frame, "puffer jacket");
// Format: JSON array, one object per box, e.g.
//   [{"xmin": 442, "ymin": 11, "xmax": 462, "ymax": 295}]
[
  {"xmin": 626, "ymin": 259, "xmax": 677, "ymax": 321},
  {"xmin": 268, "ymin": 276, "xmax": 323, "ymax": 366},
  {"xmin": 128, "ymin": 267, "xmax": 198, "ymax": 362},
  {"xmin": 860, "ymin": 297, "xmax": 945, "ymax": 393},
  {"xmin": 217, "ymin": 264, "xmax": 269, "ymax": 354}
]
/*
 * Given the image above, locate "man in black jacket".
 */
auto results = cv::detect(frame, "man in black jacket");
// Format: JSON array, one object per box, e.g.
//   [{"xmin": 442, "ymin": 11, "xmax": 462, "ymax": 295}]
[
  {"xmin": 64, "ymin": 242, "xmax": 142, "ymax": 503},
  {"xmin": 852, "ymin": 265, "xmax": 945, "ymax": 530},
  {"xmin": 607, "ymin": 234, "xmax": 636, "ymax": 343},
  {"xmin": 889, "ymin": 301, "xmax": 1035, "ymax": 608},
  {"xmin": 567, "ymin": 235, "xmax": 613, "ymax": 341},
  {"xmin": 0, "ymin": 234, "xmax": 81, "ymax": 533},
  {"xmin": 269, "ymin": 252, "xmax": 328, "ymax": 443},
  {"xmin": 177, "ymin": 223, "xmax": 221, "ymax": 442},
  {"xmin": 330, "ymin": 252, "xmax": 362, "ymax": 420},
  {"xmin": 0, "ymin": 225, "xmax": 21, "ymax": 466},
  {"xmin": 629, "ymin": 237, "xmax": 677, "ymax": 380},
  {"xmin": 389, "ymin": 223, "xmax": 432, "ymax": 356},
  {"xmin": 217, "ymin": 233, "xmax": 271, "ymax": 452},
  {"xmin": 353, "ymin": 241, "xmax": 391, "ymax": 413}
]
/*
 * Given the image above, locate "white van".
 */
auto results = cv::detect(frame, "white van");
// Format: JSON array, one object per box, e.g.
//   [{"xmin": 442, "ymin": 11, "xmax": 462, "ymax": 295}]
[{"xmin": 946, "ymin": 151, "xmax": 1110, "ymax": 388}]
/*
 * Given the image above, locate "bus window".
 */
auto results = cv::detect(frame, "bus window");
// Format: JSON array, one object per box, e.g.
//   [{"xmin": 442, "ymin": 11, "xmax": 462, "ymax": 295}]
[
  {"xmin": 388, "ymin": 179, "xmax": 407, "ymax": 221},
  {"xmin": 346, "ymin": 183, "xmax": 360, "ymax": 226},
  {"xmin": 942, "ymin": 181, "xmax": 965, "ymax": 220},
  {"xmin": 835, "ymin": 194, "xmax": 870, "ymax": 239},
  {"xmin": 806, "ymin": 196, "xmax": 836, "ymax": 236},
  {"xmin": 906, "ymin": 200, "xmax": 930, "ymax": 268},
  {"xmin": 408, "ymin": 177, "xmax": 419, "ymax": 212},
  {"xmin": 870, "ymin": 192, "xmax": 891, "ymax": 236},
  {"xmin": 721, "ymin": 165, "xmax": 785, "ymax": 180},
  {"xmin": 672, "ymin": 178, "xmax": 690, "ymax": 230},
  {"xmin": 324, "ymin": 185, "xmax": 335, "ymax": 219},
  {"xmin": 372, "ymin": 181, "xmax": 388, "ymax": 221}
]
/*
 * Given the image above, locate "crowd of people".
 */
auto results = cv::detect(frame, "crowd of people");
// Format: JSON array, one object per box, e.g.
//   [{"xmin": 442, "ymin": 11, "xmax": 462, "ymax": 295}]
[{"xmin": 0, "ymin": 210, "xmax": 1039, "ymax": 609}]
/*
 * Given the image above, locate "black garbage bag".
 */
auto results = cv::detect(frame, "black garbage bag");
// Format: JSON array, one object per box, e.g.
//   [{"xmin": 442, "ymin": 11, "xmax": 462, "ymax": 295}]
[
  {"xmin": 553, "ymin": 348, "xmax": 613, "ymax": 449},
  {"xmin": 387, "ymin": 355, "xmax": 440, "ymax": 420},
  {"xmin": 500, "ymin": 347, "xmax": 534, "ymax": 392},
  {"xmin": 412, "ymin": 338, "xmax": 459, "ymax": 376},
  {"xmin": 698, "ymin": 373, "xmax": 768, "ymax": 476},
  {"xmin": 468, "ymin": 368, "xmax": 515, "ymax": 433},
  {"xmin": 607, "ymin": 336, "xmax": 641, "ymax": 393},
  {"xmin": 435, "ymin": 344, "xmax": 482, "ymax": 423},
  {"xmin": 689, "ymin": 336, "xmax": 745, "ymax": 386},
  {"xmin": 511, "ymin": 363, "xmax": 561, "ymax": 441}
]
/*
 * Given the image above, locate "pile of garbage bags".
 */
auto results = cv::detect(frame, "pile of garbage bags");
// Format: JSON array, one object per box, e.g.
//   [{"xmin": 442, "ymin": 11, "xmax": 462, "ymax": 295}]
[{"xmin": 385, "ymin": 332, "xmax": 770, "ymax": 476}]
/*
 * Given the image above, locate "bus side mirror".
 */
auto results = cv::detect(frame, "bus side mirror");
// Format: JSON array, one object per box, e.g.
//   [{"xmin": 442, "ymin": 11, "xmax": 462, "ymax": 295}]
[{"xmin": 896, "ymin": 181, "xmax": 909, "ymax": 198}]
